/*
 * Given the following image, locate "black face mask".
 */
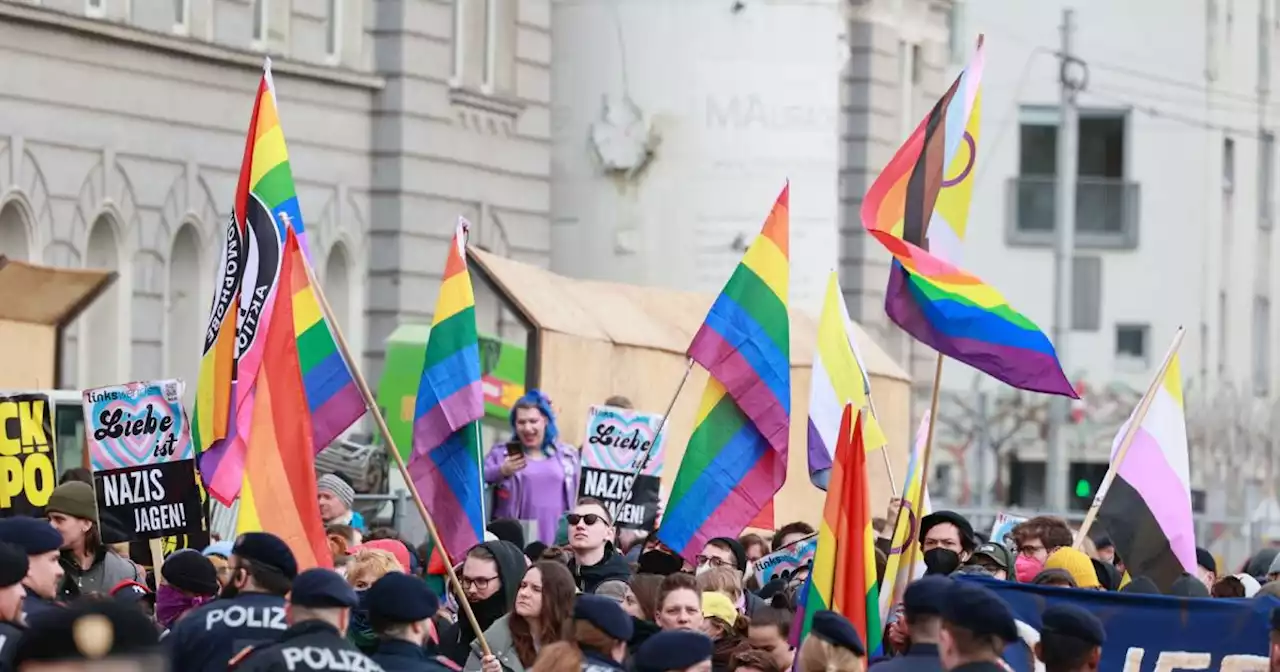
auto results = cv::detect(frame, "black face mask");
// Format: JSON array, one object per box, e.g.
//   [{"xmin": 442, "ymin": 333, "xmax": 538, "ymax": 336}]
[
  {"xmin": 923, "ymin": 548, "xmax": 962, "ymax": 576},
  {"xmin": 638, "ymin": 550, "xmax": 683, "ymax": 576}
]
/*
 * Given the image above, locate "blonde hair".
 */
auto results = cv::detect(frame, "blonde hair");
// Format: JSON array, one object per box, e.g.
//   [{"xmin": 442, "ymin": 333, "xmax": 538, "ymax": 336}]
[
  {"xmin": 696, "ymin": 566, "xmax": 744, "ymax": 602},
  {"xmin": 798, "ymin": 636, "xmax": 864, "ymax": 672},
  {"xmin": 345, "ymin": 548, "xmax": 402, "ymax": 588}
]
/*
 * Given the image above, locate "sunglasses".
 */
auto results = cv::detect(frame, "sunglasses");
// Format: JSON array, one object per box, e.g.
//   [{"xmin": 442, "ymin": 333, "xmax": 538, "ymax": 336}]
[{"xmin": 567, "ymin": 513, "xmax": 607, "ymax": 526}]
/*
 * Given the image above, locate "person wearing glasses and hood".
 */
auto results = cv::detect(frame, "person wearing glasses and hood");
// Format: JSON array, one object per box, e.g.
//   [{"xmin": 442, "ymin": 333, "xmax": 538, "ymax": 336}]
[
  {"xmin": 438, "ymin": 540, "xmax": 528, "ymax": 666},
  {"xmin": 565, "ymin": 500, "xmax": 631, "ymax": 594},
  {"xmin": 484, "ymin": 391, "xmax": 581, "ymax": 546}
]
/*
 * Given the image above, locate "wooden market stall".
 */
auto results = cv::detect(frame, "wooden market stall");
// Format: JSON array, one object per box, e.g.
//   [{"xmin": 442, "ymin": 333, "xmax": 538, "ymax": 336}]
[{"xmin": 467, "ymin": 248, "xmax": 912, "ymax": 528}]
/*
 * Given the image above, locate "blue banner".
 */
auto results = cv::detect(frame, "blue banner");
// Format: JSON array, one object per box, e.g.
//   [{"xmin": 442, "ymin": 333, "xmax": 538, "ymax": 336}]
[{"xmin": 957, "ymin": 576, "xmax": 1278, "ymax": 670}]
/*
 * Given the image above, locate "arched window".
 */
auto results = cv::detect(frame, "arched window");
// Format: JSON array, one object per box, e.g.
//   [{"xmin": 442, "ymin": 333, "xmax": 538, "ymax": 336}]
[
  {"xmin": 167, "ymin": 224, "xmax": 202, "ymax": 405},
  {"xmin": 84, "ymin": 215, "xmax": 122, "ymax": 387},
  {"xmin": 324, "ymin": 242, "xmax": 352, "ymax": 337},
  {"xmin": 0, "ymin": 201, "xmax": 31, "ymax": 261}
]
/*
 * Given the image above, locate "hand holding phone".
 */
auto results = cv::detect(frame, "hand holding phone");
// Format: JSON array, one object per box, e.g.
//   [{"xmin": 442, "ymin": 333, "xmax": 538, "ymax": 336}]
[{"xmin": 500, "ymin": 442, "xmax": 527, "ymax": 477}]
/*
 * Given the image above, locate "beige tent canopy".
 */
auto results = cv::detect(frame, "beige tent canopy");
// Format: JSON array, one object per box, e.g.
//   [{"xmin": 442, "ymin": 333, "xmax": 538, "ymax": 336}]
[
  {"xmin": 0, "ymin": 256, "xmax": 116, "ymax": 389},
  {"xmin": 467, "ymin": 248, "xmax": 912, "ymax": 528}
]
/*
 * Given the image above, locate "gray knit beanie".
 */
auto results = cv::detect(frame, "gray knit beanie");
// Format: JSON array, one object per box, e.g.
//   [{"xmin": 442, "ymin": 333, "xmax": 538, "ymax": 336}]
[{"xmin": 317, "ymin": 474, "xmax": 355, "ymax": 510}]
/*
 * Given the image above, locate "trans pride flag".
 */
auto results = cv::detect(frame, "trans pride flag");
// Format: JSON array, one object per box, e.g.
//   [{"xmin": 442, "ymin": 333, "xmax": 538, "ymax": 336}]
[
  {"xmin": 862, "ymin": 38, "xmax": 1076, "ymax": 398},
  {"xmin": 407, "ymin": 219, "xmax": 486, "ymax": 559},
  {"xmin": 658, "ymin": 185, "xmax": 790, "ymax": 560},
  {"xmin": 793, "ymin": 406, "xmax": 881, "ymax": 656}
]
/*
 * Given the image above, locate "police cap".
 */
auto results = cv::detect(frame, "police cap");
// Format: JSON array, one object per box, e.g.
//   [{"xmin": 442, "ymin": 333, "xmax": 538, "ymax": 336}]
[
  {"xmin": 941, "ymin": 580, "xmax": 1018, "ymax": 642},
  {"xmin": 574, "ymin": 594, "xmax": 633, "ymax": 642},
  {"xmin": 810, "ymin": 610, "xmax": 866, "ymax": 656},
  {"xmin": 233, "ymin": 532, "xmax": 298, "ymax": 580},
  {"xmin": 367, "ymin": 572, "xmax": 439, "ymax": 623},
  {"xmin": 0, "ymin": 517, "xmax": 63, "ymax": 556},
  {"xmin": 0, "ymin": 542, "xmax": 28, "ymax": 588},
  {"xmin": 902, "ymin": 575, "xmax": 951, "ymax": 618},
  {"xmin": 289, "ymin": 568, "xmax": 358, "ymax": 609},
  {"xmin": 15, "ymin": 598, "xmax": 159, "ymax": 662},
  {"xmin": 1041, "ymin": 603, "xmax": 1105, "ymax": 646},
  {"xmin": 634, "ymin": 631, "xmax": 713, "ymax": 672}
]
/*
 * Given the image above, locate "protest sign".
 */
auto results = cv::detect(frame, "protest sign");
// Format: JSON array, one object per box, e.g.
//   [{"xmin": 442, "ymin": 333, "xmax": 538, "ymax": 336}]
[
  {"xmin": 578, "ymin": 405, "xmax": 664, "ymax": 530},
  {"xmin": 0, "ymin": 394, "xmax": 56, "ymax": 516},
  {"xmin": 990, "ymin": 511, "xmax": 1027, "ymax": 549},
  {"xmin": 83, "ymin": 380, "xmax": 203, "ymax": 541},
  {"xmin": 960, "ymin": 575, "xmax": 1275, "ymax": 671},
  {"xmin": 753, "ymin": 534, "xmax": 817, "ymax": 585}
]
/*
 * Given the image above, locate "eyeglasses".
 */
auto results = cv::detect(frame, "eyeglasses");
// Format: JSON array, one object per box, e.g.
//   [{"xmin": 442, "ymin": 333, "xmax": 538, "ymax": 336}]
[
  {"xmin": 695, "ymin": 555, "xmax": 731, "ymax": 568},
  {"xmin": 460, "ymin": 575, "xmax": 499, "ymax": 591},
  {"xmin": 567, "ymin": 513, "xmax": 606, "ymax": 527}
]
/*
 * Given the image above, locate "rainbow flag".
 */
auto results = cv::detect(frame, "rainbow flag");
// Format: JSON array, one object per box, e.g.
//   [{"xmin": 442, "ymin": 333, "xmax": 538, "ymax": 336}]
[
  {"xmin": 407, "ymin": 218, "xmax": 486, "ymax": 559},
  {"xmin": 807, "ymin": 271, "xmax": 887, "ymax": 489},
  {"xmin": 877, "ymin": 411, "xmax": 933, "ymax": 620},
  {"xmin": 198, "ymin": 65, "xmax": 365, "ymax": 505},
  {"xmin": 192, "ymin": 211, "xmax": 242, "ymax": 459},
  {"xmin": 793, "ymin": 405, "xmax": 880, "ymax": 656},
  {"xmin": 861, "ymin": 38, "xmax": 1076, "ymax": 398},
  {"xmin": 657, "ymin": 185, "xmax": 790, "ymax": 560},
  {"xmin": 235, "ymin": 228, "xmax": 332, "ymax": 571}
]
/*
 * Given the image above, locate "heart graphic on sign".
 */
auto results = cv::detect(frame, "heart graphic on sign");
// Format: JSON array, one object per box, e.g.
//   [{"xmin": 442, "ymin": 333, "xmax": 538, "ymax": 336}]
[
  {"xmin": 586, "ymin": 415, "xmax": 659, "ymax": 473},
  {"xmin": 98, "ymin": 398, "xmax": 164, "ymax": 464}
]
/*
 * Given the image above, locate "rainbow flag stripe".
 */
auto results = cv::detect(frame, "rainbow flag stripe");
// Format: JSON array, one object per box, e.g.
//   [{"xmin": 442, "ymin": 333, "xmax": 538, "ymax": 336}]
[
  {"xmin": 862, "ymin": 38, "xmax": 1076, "ymax": 398},
  {"xmin": 291, "ymin": 250, "xmax": 366, "ymax": 451},
  {"xmin": 407, "ymin": 218, "xmax": 486, "ymax": 559},
  {"xmin": 793, "ymin": 405, "xmax": 881, "ymax": 656},
  {"xmin": 658, "ymin": 185, "xmax": 790, "ymax": 559}
]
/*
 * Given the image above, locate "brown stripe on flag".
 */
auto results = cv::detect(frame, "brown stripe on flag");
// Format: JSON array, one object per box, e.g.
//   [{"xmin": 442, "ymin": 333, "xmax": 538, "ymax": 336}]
[
  {"xmin": 1095, "ymin": 476, "xmax": 1188, "ymax": 593},
  {"xmin": 901, "ymin": 77, "xmax": 963, "ymax": 248}
]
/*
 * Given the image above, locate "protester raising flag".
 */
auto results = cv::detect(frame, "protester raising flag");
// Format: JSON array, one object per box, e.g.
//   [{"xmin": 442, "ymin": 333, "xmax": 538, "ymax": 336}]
[
  {"xmin": 807, "ymin": 271, "xmax": 887, "ymax": 489},
  {"xmin": 861, "ymin": 38, "xmax": 1076, "ymax": 398},
  {"xmin": 1090, "ymin": 330, "xmax": 1195, "ymax": 592},
  {"xmin": 658, "ymin": 185, "xmax": 791, "ymax": 560},
  {"xmin": 235, "ymin": 228, "xmax": 332, "ymax": 570},
  {"xmin": 878, "ymin": 412, "xmax": 932, "ymax": 620},
  {"xmin": 793, "ymin": 405, "xmax": 881, "ymax": 655},
  {"xmin": 407, "ymin": 218, "xmax": 486, "ymax": 559}
]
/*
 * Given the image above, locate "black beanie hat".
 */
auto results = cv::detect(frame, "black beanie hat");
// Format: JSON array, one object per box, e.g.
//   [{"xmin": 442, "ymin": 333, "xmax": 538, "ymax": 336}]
[
  {"xmin": 161, "ymin": 549, "xmax": 219, "ymax": 597},
  {"xmin": 708, "ymin": 537, "xmax": 748, "ymax": 572}
]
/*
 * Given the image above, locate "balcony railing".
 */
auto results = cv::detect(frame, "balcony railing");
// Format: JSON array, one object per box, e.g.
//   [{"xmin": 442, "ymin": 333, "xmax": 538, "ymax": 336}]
[{"xmin": 1005, "ymin": 175, "xmax": 1141, "ymax": 249}]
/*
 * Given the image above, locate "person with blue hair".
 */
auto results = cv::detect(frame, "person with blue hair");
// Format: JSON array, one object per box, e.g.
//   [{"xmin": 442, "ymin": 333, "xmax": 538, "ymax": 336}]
[{"xmin": 483, "ymin": 390, "xmax": 581, "ymax": 545}]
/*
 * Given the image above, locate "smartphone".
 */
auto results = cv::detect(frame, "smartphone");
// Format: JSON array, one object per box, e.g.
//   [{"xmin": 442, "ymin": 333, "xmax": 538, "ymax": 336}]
[{"xmin": 505, "ymin": 440, "xmax": 523, "ymax": 457}]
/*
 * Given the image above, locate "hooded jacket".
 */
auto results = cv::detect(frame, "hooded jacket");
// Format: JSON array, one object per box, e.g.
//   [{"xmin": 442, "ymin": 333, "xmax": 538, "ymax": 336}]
[
  {"xmin": 568, "ymin": 543, "xmax": 632, "ymax": 594},
  {"xmin": 439, "ymin": 540, "xmax": 527, "ymax": 666}
]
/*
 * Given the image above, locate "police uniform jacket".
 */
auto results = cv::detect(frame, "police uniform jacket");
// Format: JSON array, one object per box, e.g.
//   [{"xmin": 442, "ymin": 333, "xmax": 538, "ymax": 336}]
[
  {"xmin": 0, "ymin": 621, "xmax": 22, "ymax": 672},
  {"xmin": 20, "ymin": 594, "xmax": 59, "ymax": 623},
  {"xmin": 867, "ymin": 643, "xmax": 944, "ymax": 672},
  {"xmin": 370, "ymin": 639, "xmax": 457, "ymax": 672},
  {"xmin": 579, "ymin": 648, "xmax": 626, "ymax": 672},
  {"xmin": 949, "ymin": 662, "xmax": 1010, "ymax": 672},
  {"xmin": 165, "ymin": 592, "xmax": 289, "ymax": 672},
  {"xmin": 230, "ymin": 620, "xmax": 384, "ymax": 672}
]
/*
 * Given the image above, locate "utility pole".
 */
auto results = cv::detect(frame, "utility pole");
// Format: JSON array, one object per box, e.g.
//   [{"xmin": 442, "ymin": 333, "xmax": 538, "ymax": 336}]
[{"xmin": 1046, "ymin": 8, "xmax": 1081, "ymax": 514}]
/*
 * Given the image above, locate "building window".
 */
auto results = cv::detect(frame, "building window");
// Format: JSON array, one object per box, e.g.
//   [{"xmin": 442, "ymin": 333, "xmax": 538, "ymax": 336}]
[
  {"xmin": 253, "ymin": 0, "xmax": 267, "ymax": 44},
  {"xmin": 1007, "ymin": 106, "xmax": 1140, "ymax": 249},
  {"xmin": 86, "ymin": 0, "xmax": 104, "ymax": 17},
  {"xmin": 911, "ymin": 44, "xmax": 924, "ymax": 85},
  {"xmin": 1254, "ymin": 296, "xmax": 1271, "ymax": 396},
  {"xmin": 1261, "ymin": 131, "xmax": 1275, "ymax": 229},
  {"xmin": 1115, "ymin": 324, "xmax": 1150, "ymax": 369},
  {"xmin": 947, "ymin": 2, "xmax": 967, "ymax": 63},
  {"xmin": 174, "ymin": 0, "xmax": 189, "ymax": 33},
  {"xmin": 326, "ymin": 0, "xmax": 340, "ymax": 58},
  {"xmin": 1071, "ymin": 256, "xmax": 1102, "ymax": 332},
  {"xmin": 1224, "ymin": 137, "xmax": 1236, "ymax": 193},
  {"xmin": 452, "ymin": 0, "xmax": 517, "ymax": 95}
]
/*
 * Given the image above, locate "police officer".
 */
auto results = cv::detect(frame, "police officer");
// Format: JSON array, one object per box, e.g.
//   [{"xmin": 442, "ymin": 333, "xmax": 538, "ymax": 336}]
[
  {"xmin": 0, "ymin": 542, "xmax": 30, "ymax": 671},
  {"xmin": 1034, "ymin": 604, "xmax": 1105, "ymax": 672},
  {"xmin": 230, "ymin": 568, "xmax": 382, "ymax": 671},
  {"xmin": 633, "ymin": 630, "xmax": 714, "ymax": 672},
  {"xmin": 869, "ymin": 576, "xmax": 949, "ymax": 671},
  {"xmin": 166, "ymin": 532, "xmax": 298, "ymax": 672},
  {"xmin": 366, "ymin": 572, "xmax": 452, "ymax": 672},
  {"xmin": 936, "ymin": 581, "xmax": 1019, "ymax": 671},
  {"xmin": 0, "ymin": 517, "xmax": 65, "ymax": 621},
  {"xmin": 13, "ymin": 596, "xmax": 161, "ymax": 668},
  {"xmin": 801, "ymin": 610, "xmax": 866, "ymax": 670}
]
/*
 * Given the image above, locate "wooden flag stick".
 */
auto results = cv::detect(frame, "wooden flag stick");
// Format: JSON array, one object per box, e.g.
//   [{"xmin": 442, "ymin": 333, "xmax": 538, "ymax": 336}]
[
  {"xmin": 297, "ymin": 250, "xmax": 493, "ymax": 656},
  {"xmin": 616, "ymin": 358, "xmax": 695, "ymax": 509},
  {"xmin": 904, "ymin": 353, "xmax": 945, "ymax": 584},
  {"xmin": 1075, "ymin": 326, "xmax": 1186, "ymax": 545}
]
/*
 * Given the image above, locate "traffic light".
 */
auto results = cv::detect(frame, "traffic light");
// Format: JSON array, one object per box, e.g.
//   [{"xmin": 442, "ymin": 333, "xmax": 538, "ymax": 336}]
[
  {"xmin": 1068, "ymin": 462, "xmax": 1108, "ymax": 511},
  {"xmin": 1074, "ymin": 478, "xmax": 1092, "ymax": 498}
]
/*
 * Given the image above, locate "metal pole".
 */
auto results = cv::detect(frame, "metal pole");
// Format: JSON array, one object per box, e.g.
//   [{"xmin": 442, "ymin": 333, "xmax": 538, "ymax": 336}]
[
  {"xmin": 975, "ymin": 390, "xmax": 989, "ymax": 510},
  {"xmin": 1046, "ymin": 7, "xmax": 1079, "ymax": 514}
]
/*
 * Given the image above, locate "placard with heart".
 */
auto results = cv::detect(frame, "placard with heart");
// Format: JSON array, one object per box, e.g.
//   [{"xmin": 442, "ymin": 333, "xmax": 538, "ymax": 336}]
[
  {"xmin": 84, "ymin": 379, "xmax": 193, "ymax": 472},
  {"xmin": 580, "ymin": 405, "xmax": 666, "ymax": 476}
]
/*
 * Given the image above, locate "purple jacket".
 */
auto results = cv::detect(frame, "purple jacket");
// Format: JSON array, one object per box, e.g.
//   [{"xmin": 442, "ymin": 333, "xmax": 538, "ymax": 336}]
[{"xmin": 483, "ymin": 442, "xmax": 580, "ymax": 544}]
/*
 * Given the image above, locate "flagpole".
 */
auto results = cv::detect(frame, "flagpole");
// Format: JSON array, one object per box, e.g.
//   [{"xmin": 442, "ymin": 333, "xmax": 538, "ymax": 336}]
[
  {"xmin": 297, "ymin": 252, "xmax": 493, "ymax": 656},
  {"xmin": 1075, "ymin": 326, "xmax": 1186, "ymax": 545},
  {"xmin": 866, "ymin": 396, "xmax": 899, "ymax": 498},
  {"xmin": 904, "ymin": 353, "xmax": 944, "ymax": 584},
  {"xmin": 617, "ymin": 357, "xmax": 695, "ymax": 512}
]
